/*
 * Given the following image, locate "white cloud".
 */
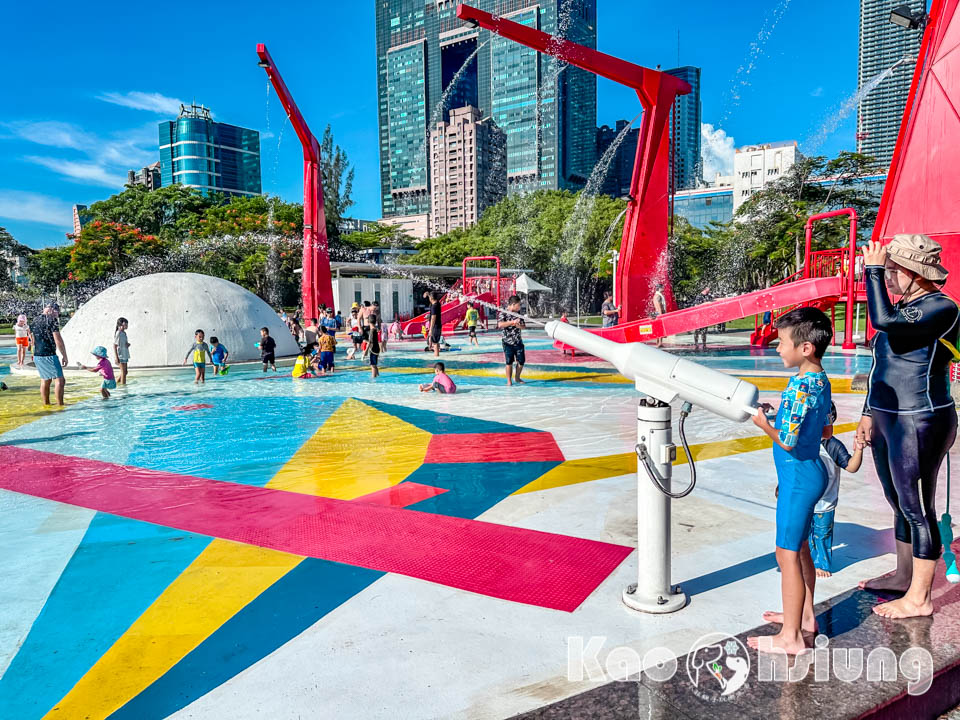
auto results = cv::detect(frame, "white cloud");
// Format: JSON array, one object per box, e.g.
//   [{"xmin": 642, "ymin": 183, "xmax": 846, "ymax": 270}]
[
  {"xmin": 97, "ymin": 91, "xmax": 186, "ymax": 115},
  {"xmin": 25, "ymin": 156, "xmax": 127, "ymax": 188},
  {"xmin": 2, "ymin": 121, "xmax": 95, "ymax": 150},
  {"xmin": 0, "ymin": 191, "xmax": 73, "ymax": 227},
  {"xmin": 700, "ymin": 123, "xmax": 735, "ymax": 181}
]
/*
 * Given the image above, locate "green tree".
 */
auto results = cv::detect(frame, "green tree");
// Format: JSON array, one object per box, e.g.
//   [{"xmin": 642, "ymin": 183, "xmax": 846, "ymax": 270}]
[
  {"xmin": 82, "ymin": 184, "xmax": 213, "ymax": 240},
  {"xmin": 68, "ymin": 221, "xmax": 168, "ymax": 282},
  {"xmin": 320, "ymin": 125, "xmax": 355, "ymax": 245},
  {"xmin": 340, "ymin": 223, "xmax": 415, "ymax": 252},
  {"xmin": 25, "ymin": 246, "xmax": 72, "ymax": 293}
]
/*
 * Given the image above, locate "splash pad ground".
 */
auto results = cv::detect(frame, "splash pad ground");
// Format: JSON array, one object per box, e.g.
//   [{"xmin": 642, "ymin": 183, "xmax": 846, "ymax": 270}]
[{"xmin": 1, "ymin": 331, "xmax": 959, "ymax": 719}]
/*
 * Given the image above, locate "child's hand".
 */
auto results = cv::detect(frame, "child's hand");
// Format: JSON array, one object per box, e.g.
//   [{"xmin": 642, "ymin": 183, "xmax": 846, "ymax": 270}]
[{"xmin": 752, "ymin": 411, "xmax": 772, "ymax": 430}]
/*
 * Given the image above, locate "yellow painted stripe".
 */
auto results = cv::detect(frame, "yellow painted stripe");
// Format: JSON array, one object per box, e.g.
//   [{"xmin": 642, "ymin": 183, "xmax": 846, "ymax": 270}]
[
  {"xmin": 46, "ymin": 398, "xmax": 434, "ymax": 716},
  {"xmin": 45, "ymin": 541, "xmax": 302, "ymax": 719},
  {"xmin": 513, "ymin": 422, "xmax": 859, "ymax": 495},
  {"xmin": 0, "ymin": 375, "xmax": 99, "ymax": 435},
  {"xmin": 268, "ymin": 398, "xmax": 432, "ymax": 499}
]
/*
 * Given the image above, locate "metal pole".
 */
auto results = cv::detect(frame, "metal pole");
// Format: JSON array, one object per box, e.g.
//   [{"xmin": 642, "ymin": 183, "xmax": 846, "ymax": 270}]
[
  {"xmin": 856, "ymin": 301, "xmax": 861, "ymax": 340},
  {"xmin": 842, "ymin": 212, "xmax": 858, "ymax": 350},
  {"xmin": 622, "ymin": 401, "xmax": 686, "ymax": 613}
]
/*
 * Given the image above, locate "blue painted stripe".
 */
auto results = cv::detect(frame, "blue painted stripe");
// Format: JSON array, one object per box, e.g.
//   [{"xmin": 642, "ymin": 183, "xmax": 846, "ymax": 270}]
[
  {"xmin": 0, "ymin": 514, "xmax": 211, "ymax": 720},
  {"xmin": 108, "ymin": 559, "xmax": 382, "ymax": 720}
]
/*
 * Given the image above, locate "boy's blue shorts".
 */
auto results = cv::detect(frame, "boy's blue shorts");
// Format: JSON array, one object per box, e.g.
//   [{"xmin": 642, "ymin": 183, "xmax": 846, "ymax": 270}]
[{"xmin": 775, "ymin": 457, "xmax": 828, "ymax": 551}]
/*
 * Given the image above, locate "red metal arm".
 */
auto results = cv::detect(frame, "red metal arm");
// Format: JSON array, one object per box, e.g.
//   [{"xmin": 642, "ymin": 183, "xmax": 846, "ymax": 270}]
[
  {"xmin": 804, "ymin": 208, "xmax": 858, "ymax": 349},
  {"xmin": 456, "ymin": 4, "xmax": 689, "ymax": 321},
  {"xmin": 256, "ymin": 44, "xmax": 333, "ymax": 318}
]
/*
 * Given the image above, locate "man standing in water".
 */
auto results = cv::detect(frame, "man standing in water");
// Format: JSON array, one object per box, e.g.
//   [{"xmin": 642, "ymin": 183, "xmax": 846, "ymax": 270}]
[
  {"xmin": 498, "ymin": 295, "xmax": 526, "ymax": 386},
  {"xmin": 29, "ymin": 302, "xmax": 68, "ymax": 406},
  {"xmin": 428, "ymin": 291, "xmax": 443, "ymax": 358},
  {"xmin": 693, "ymin": 286, "xmax": 714, "ymax": 349},
  {"xmin": 601, "ymin": 290, "xmax": 620, "ymax": 327}
]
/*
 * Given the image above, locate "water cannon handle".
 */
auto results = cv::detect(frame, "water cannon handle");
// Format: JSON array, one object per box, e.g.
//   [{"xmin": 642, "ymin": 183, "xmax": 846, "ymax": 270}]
[{"xmin": 941, "ymin": 513, "xmax": 959, "ymax": 583}]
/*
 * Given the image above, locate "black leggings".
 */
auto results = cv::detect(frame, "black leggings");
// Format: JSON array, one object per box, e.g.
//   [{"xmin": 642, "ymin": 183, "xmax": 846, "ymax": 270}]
[{"xmin": 871, "ymin": 407, "xmax": 957, "ymax": 560}]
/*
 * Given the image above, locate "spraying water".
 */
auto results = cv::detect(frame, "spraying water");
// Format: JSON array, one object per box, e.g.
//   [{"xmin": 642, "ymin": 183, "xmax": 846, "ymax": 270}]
[{"xmin": 803, "ymin": 56, "xmax": 913, "ymax": 153}]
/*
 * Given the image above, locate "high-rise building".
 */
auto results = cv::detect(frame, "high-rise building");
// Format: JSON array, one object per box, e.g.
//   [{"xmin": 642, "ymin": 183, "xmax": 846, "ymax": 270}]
[
  {"xmin": 375, "ymin": 0, "xmax": 597, "ymax": 231},
  {"xmin": 733, "ymin": 140, "xmax": 799, "ymax": 212},
  {"xmin": 857, "ymin": 0, "xmax": 924, "ymax": 165},
  {"xmin": 72, "ymin": 204, "xmax": 90, "ymax": 237},
  {"xmin": 665, "ymin": 66, "xmax": 702, "ymax": 191},
  {"xmin": 158, "ymin": 104, "xmax": 261, "ymax": 198},
  {"xmin": 596, "ymin": 120, "xmax": 639, "ymax": 199},
  {"xmin": 127, "ymin": 162, "xmax": 161, "ymax": 190},
  {"xmin": 430, "ymin": 106, "xmax": 507, "ymax": 235}
]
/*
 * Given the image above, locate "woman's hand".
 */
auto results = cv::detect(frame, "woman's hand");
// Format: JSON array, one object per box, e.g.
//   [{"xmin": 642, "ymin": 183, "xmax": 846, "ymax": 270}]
[
  {"xmin": 862, "ymin": 240, "xmax": 887, "ymax": 267},
  {"xmin": 856, "ymin": 415, "xmax": 873, "ymax": 447}
]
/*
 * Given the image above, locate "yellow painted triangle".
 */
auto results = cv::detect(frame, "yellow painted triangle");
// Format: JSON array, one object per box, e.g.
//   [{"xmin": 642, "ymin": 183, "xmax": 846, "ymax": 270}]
[
  {"xmin": 268, "ymin": 397, "xmax": 432, "ymax": 499},
  {"xmin": 513, "ymin": 422, "xmax": 859, "ymax": 495},
  {"xmin": 45, "ymin": 398, "xmax": 432, "ymax": 718}
]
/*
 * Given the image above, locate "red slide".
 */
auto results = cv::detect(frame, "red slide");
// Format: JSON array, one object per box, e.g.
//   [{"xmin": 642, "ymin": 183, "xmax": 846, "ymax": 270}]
[
  {"xmin": 401, "ymin": 292, "xmax": 496, "ymax": 337},
  {"xmin": 555, "ymin": 276, "xmax": 849, "ymax": 350}
]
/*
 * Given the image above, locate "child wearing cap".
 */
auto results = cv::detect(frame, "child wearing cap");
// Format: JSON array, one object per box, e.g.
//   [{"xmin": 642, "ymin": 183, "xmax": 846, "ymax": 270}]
[{"xmin": 79, "ymin": 346, "xmax": 117, "ymax": 399}]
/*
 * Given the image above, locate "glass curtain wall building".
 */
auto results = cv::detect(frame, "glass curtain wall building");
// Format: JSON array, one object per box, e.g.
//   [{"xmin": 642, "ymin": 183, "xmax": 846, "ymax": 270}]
[
  {"xmin": 857, "ymin": 0, "xmax": 924, "ymax": 165},
  {"xmin": 664, "ymin": 66, "xmax": 702, "ymax": 191},
  {"xmin": 159, "ymin": 104, "xmax": 261, "ymax": 198},
  {"xmin": 375, "ymin": 0, "xmax": 597, "ymax": 222}
]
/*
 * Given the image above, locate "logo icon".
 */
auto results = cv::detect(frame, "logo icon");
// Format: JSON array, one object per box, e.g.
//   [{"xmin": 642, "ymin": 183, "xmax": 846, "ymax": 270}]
[{"xmin": 686, "ymin": 633, "xmax": 750, "ymax": 702}]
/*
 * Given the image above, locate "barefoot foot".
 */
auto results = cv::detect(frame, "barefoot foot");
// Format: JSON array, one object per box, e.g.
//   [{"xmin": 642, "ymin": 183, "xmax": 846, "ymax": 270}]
[
  {"xmin": 747, "ymin": 631, "xmax": 809, "ymax": 655},
  {"xmin": 761, "ymin": 611, "xmax": 818, "ymax": 633},
  {"xmin": 815, "ymin": 568, "xmax": 832, "ymax": 578},
  {"xmin": 872, "ymin": 597, "xmax": 933, "ymax": 619},
  {"xmin": 858, "ymin": 571, "xmax": 911, "ymax": 593}
]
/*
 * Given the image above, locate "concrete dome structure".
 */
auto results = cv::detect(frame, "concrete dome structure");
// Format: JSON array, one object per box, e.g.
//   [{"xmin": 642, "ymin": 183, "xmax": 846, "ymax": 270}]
[{"xmin": 60, "ymin": 273, "xmax": 299, "ymax": 367}]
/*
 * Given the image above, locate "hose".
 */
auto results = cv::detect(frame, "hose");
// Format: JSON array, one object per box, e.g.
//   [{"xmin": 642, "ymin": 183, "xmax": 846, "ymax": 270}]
[{"xmin": 636, "ymin": 402, "xmax": 697, "ymax": 499}]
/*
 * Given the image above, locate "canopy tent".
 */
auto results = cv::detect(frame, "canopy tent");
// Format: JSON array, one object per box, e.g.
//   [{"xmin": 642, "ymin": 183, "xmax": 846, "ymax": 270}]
[{"xmin": 515, "ymin": 273, "xmax": 552, "ymax": 294}]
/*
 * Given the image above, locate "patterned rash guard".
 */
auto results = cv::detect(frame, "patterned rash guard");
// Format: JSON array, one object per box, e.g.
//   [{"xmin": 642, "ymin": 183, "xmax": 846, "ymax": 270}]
[{"xmin": 863, "ymin": 265, "xmax": 959, "ymax": 415}]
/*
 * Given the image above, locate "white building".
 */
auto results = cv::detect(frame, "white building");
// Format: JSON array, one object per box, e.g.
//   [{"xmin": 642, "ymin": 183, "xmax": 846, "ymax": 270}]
[
  {"xmin": 381, "ymin": 213, "xmax": 431, "ymax": 241},
  {"xmin": 430, "ymin": 106, "xmax": 507, "ymax": 236},
  {"xmin": 732, "ymin": 140, "xmax": 799, "ymax": 212}
]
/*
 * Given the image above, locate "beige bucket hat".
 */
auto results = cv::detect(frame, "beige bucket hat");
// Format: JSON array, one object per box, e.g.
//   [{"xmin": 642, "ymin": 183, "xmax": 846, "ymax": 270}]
[{"xmin": 887, "ymin": 234, "xmax": 949, "ymax": 284}]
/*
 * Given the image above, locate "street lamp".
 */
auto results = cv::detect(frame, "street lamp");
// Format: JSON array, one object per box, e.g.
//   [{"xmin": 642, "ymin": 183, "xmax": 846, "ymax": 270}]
[{"xmin": 889, "ymin": 4, "xmax": 927, "ymax": 29}]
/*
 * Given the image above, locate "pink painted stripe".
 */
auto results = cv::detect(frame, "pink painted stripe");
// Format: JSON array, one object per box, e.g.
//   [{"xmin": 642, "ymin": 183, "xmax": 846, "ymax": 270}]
[
  {"xmin": 0, "ymin": 447, "xmax": 631, "ymax": 612},
  {"xmin": 425, "ymin": 432, "xmax": 565, "ymax": 464},
  {"xmin": 353, "ymin": 482, "xmax": 448, "ymax": 508}
]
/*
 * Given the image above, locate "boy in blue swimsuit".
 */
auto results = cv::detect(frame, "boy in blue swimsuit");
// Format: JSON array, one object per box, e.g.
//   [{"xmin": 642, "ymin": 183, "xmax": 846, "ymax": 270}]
[{"xmin": 749, "ymin": 307, "xmax": 833, "ymax": 655}]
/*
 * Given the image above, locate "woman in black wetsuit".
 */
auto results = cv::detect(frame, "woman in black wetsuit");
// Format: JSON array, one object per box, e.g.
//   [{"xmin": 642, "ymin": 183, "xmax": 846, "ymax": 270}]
[{"xmin": 856, "ymin": 234, "xmax": 958, "ymax": 619}]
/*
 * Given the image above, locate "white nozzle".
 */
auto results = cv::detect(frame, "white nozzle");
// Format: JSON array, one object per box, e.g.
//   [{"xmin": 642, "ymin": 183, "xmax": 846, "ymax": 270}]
[{"xmin": 545, "ymin": 321, "xmax": 759, "ymax": 423}]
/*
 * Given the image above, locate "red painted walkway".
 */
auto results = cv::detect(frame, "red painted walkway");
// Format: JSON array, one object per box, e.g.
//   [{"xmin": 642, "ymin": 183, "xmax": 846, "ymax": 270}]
[{"xmin": 0, "ymin": 446, "xmax": 631, "ymax": 612}]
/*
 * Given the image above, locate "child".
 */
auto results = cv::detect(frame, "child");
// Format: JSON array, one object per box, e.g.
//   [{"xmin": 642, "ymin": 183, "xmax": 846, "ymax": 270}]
[
  {"xmin": 318, "ymin": 329, "xmax": 336, "ymax": 374},
  {"xmin": 498, "ymin": 295, "xmax": 526, "ymax": 386},
  {"xmin": 748, "ymin": 307, "xmax": 834, "ymax": 655},
  {"xmin": 349, "ymin": 309, "xmax": 363, "ymax": 356},
  {"xmin": 259, "ymin": 327, "xmax": 277, "ymax": 372},
  {"xmin": 419, "ymin": 362, "xmax": 457, "ymax": 394},
  {"xmin": 465, "ymin": 302, "xmax": 480, "ymax": 346},
  {"xmin": 321, "ymin": 308, "xmax": 338, "ymax": 337},
  {"xmin": 80, "ymin": 346, "xmax": 117, "ymax": 399},
  {"xmin": 292, "ymin": 342, "xmax": 318, "ymax": 378},
  {"xmin": 210, "ymin": 336, "xmax": 229, "ymax": 375},
  {"xmin": 810, "ymin": 402, "xmax": 864, "ymax": 577},
  {"xmin": 363, "ymin": 314, "xmax": 381, "ymax": 378},
  {"xmin": 390, "ymin": 318, "xmax": 402, "ymax": 341},
  {"xmin": 113, "ymin": 317, "xmax": 130, "ymax": 385},
  {"xmin": 183, "ymin": 329, "xmax": 212, "ymax": 384},
  {"xmin": 13, "ymin": 314, "xmax": 30, "ymax": 368}
]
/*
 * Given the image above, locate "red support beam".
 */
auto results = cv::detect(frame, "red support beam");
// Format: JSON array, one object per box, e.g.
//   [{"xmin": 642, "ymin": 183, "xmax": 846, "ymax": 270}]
[
  {"xmin": 256, "ymin": 44, "xmax": 334, "ymax": 319},
  {"xmin": 456, "ymin": 4, "xmax": 690, "ymax": 320},
  {"xmin": 803, "ymin": 208, "xmax": 859, "ymax": 350}
]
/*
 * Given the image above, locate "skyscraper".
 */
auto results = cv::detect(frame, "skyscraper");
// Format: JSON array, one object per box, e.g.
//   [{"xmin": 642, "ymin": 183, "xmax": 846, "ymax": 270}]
[
  {"xmin": 127, "ymin": 162, "xmax": 161, "ymax": 191},
  {"xmin": 158, "ymin": 104, "xmax": 261, "ymax": 198},
  {"xmin": 375, "ymin": 0, "xmax": 597, "ymax": 230},
  {"xmin": 857, "ymin": 0, "xmax": 924, "ymax": 165},
  {"xmin": 596, "ymin": 120, "xmax": 639, "ymax": 199},
  {"xmin": 430, "ymin": 106, "xmax": 507, "ymax": 234},
  {"xmin": 664, "ymin": 66, "xmax": 702, "ymax": 191}
]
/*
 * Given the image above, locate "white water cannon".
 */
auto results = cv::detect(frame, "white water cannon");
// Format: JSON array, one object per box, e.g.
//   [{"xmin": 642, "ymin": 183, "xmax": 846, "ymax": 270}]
[
  {"xmin": 544, "ymin": 321, "xmax": 759, "ymax": 420},
  {"xmin": 544, "ymin": 321, "xmax": 761, "ymax": 614}
]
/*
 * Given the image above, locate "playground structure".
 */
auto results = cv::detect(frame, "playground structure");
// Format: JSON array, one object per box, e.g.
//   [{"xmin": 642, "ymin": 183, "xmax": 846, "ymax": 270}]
[
  {"xmin": 400, "ymin": 256, "xmax": 516, "ymax": 336},
  {"xmin": 257, "ymin": 44, "xmax": 334, "ymax": 319}
]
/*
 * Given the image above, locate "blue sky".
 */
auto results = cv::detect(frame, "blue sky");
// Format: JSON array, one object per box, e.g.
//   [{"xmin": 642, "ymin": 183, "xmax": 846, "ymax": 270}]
[{"xmin": 1, "ymin": 0, "xmax": 865, "ymax": 249}]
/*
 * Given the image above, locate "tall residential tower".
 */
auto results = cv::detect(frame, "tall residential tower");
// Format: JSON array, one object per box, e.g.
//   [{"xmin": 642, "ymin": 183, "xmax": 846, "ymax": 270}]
[
  {"xmin": 375, "ymin": 0, "xmax": 597, "ymax": 232},
  {"xmin": 857, "ymin": 0, "xmax": 924, "ymax": 165}
]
